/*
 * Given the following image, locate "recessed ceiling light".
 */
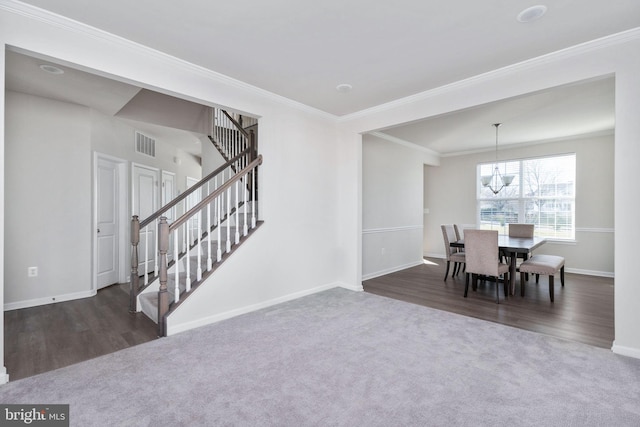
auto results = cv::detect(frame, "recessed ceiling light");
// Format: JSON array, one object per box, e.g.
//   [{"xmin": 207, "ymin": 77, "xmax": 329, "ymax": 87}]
[
  {"xmin": 336, "ymin": 83, "xmax": 353, "ymax": 93},
  {"xmin": 39, "ymin": 64, "xmax": 64, "ymax": 75},
  {"xmin": 517, "ymin": 5, "xmax": 547, "ymax": 23}
]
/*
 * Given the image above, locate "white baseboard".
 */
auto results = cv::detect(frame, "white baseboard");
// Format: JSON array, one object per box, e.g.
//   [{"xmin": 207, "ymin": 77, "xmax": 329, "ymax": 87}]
[
  {"xmin": 338, "ymin": 281, "xmax": 363, "ymax": 292},
  {"xmin": 565, "ymin": 268, "xmax": 614, "ymax": 278},
  {"xmin": 612, "ymin": 341, "xmax": 640, "ymax": 359},
  {"xmin": 3, "ymin": 289, "xmax": 96, "ymax": 311},
  {"xmin": 166, "ymin": 282, "xmax": 342, "ymax": 336},
  {"xmin": 362, "ymin": 260, "xmax": 425, "ymax": 281}
]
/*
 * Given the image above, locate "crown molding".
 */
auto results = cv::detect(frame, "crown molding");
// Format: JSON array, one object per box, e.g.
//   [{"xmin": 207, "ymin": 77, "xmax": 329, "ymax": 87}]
[
  {"xmin": 4, "ymin": 0, "xmax": 638, "ymax": 125},
  {"xmin": 0, "ymin": 0, "xmax": 338, "ymax": 121},
  {"xmin": 368, "ymin": 131, "xmax": 441, "ymax": 157},
  {"xmin": 339, "ymin": 27, "xmax": 640, "ymax": 123},
  {"xmin": 440, "ymin": 129, "xmax": 614, "ymax": 158}
]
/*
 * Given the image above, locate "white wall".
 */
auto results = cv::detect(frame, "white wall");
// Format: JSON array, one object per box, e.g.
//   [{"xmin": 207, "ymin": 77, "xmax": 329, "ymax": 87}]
[
  {"xmin": 423, "ymin": 134, "xmax": 614, "ymax": 276},
  {"xmin": 89, "ymin": 109, "xmax": 202, "ymax": 195},
  {"xmin": 5, "ymin": 91, "xmax": 93, "ymax": 306},
  {"xmin": 168, "ymin": 107, "xmax": 342, "ymax": 333},
  {"xmin": 362, "ymin": 134, "xmax": 425, "ymax": 279},
  {"xmin": 3, "ymin": 91, "xmax": 202, "ymax": 309}
]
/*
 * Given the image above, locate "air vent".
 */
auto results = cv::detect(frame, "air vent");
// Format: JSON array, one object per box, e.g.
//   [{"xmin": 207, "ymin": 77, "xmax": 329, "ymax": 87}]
[{"xmin": 135, "ymin": 131, "xmax": 156, "ymax": 157}]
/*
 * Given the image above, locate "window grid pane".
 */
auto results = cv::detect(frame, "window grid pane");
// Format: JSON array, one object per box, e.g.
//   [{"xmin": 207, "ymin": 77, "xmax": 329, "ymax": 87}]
[{"xmin": 477, "ymin": 154, "xmax": 576, "ymax": 239}]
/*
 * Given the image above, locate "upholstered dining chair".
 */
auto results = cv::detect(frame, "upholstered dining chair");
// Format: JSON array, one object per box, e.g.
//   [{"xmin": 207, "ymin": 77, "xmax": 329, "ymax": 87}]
[
  {"xmin": 464, "ymin": 229, "xmax": 510, "ymax": 303},
  {"xmin": 509, "ymin": 223, "xmax": 534, "ymax": 239},
  {"xmin": 507, "ymin": 223, "xmax": 535, "ymax": 277},
  {"xmin": 453, "ymin": 224, "xmax": 463, "ymax": 241},
  {"xmin": 453, "ymin": 225, "xmax": 465, "ymax": 252},
  {"xmin": 441, "ymin": 224, "xmax": 465, "ymax": 281}
]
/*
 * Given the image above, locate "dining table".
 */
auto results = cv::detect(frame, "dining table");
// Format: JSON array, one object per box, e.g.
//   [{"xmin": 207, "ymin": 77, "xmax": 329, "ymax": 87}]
[{"xmin": 450, "ymin": 234, "xmax": 547, "ymax": 295}]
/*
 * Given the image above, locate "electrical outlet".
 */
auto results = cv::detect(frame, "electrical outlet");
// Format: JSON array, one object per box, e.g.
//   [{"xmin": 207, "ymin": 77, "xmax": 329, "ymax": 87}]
[
  {"xmin": 28, "ymin": 266, "xmax": 38, "ymax": 277},
  {"xmin": 381, "ymin": 248, "xmax": 386, "ymax": 255}
]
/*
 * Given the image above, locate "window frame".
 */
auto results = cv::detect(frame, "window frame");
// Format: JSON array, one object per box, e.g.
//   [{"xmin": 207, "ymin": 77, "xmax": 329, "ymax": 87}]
[{"xmin": 476, "ymin": 153, "xmax": 576, "ymax": 240}]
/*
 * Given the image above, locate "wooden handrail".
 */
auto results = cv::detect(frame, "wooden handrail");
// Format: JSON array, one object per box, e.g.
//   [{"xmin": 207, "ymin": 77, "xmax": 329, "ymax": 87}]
[
  {"xmin": 169, "ymin": 155, "xmax": 263, "ymax": 232},
  {"xmin": 139, "ymin": 147, "xmax": 252, "ymax": 229},
  {"xmin": 222, "ymin": 110, "xmax": 250, "ymax": 139}
]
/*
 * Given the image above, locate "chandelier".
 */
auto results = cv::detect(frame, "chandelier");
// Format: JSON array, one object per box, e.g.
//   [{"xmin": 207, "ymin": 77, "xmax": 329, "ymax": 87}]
[{"xmin": 481, "ymin": 123, "xmax": 514, "ymax": 194}]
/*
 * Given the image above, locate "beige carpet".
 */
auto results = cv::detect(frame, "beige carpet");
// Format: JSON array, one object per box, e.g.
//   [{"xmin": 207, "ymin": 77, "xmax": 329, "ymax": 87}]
[{"xmin": 1, "ymin": 288, "xmax": 639, "ymax": 426}]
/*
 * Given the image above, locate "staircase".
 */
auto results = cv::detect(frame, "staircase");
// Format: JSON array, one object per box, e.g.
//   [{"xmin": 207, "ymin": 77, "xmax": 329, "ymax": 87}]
[{"xmin": 129, "ymin": 107, "xmax": 262, "ymax": 336}]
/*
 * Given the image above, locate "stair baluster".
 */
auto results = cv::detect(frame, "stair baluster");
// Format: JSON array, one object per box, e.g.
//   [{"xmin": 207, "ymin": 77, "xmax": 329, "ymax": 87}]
[
  {"xmin": 185, "ymin": 221, "xmax": 191, "ymax": 293},
  {"xmin": 234, "ymin": 180, "xmax": 240, "ymax": 244},
  {"xmin": 196, "ymin": 208, "xmax": 203, "ymax": 282},
  {"xmin": 206, "ymin": 181, "xmax": 212, "ymax": 272},
  {"xmin": 243, "ymin": 176, "xmax": 248, "ymax": 236},
  {"xmin": 174, "ymin": 228, "xmax": 179, "ymax": 302},
  {"xmin": 226, "ymin": 178, "xmax": 231, "ymax": 253},
  {"xmin": 143, "ymin": 225, "xmax": 149, "ymax": 286}
]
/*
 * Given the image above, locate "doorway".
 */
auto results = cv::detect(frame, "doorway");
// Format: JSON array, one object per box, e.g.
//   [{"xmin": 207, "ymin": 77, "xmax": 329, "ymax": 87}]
[
  {"xmin": 162, "ymin": 170, "xmax": 176, "ymax": 262},
  {"xmin": 94, "ymin": 153, "xmax": 127, "ymax": 290},
  {"xmin": 132, "ymin": 163, "xmax": 160, "ymax": 273}
]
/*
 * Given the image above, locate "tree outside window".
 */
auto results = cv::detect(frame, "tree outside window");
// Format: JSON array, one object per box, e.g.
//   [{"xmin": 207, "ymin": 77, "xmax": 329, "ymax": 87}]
[{"xmin": 477, "ymin": 154, "xmax": 576, "ymax": 239}]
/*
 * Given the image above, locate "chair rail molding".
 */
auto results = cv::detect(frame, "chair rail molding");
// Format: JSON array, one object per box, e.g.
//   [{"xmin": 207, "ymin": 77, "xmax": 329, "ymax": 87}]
[{"xmin": 362, "ymin": 225, "xmax": 423, "ymax": 234}]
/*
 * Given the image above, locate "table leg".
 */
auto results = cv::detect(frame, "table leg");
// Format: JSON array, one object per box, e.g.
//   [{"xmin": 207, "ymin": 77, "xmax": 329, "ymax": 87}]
[{"xmin": 509, "ymin": 252, "xmax": 517, "ymax": 295}]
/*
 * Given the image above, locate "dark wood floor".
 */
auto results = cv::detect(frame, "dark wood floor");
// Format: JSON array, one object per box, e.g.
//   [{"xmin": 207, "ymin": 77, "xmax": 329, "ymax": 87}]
[
  {"xmin": 4, "ymin": 283, "xmax": 158, "ymax": 381},
  {"xmin": 4, "ymin": 262, "xmax": 614, "ymax": 381},
  {"xmin": 363, "ymin": 258, "xmax": 614, "ymax": 349}
]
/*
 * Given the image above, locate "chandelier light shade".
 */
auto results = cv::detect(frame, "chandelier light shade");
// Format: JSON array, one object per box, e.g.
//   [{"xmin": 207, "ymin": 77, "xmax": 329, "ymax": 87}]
[{"xmin": 481, "ymin": 123, "xmax": 515, "ymax": 194}]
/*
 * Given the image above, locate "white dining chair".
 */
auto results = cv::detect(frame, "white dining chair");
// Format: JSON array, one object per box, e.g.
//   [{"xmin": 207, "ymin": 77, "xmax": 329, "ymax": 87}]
[
  {"xmin": 441, "ymin": 224, "xmax": 465, "ymax": 281},
  {"xmin": 464, "ymin": 229, "xmax": 510, "ymax": 303}
]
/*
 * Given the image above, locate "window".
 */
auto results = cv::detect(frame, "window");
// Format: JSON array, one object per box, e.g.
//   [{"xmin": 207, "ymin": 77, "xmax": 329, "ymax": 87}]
[{"xmin": 477, "ymin": 154, "xmax": 576, "ymax": 239}]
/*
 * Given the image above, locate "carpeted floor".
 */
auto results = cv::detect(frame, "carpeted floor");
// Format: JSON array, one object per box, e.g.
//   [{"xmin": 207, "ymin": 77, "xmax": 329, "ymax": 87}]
[{"xmin": 1, "ymin": 288, "xmax": 639, "ymax": 426}]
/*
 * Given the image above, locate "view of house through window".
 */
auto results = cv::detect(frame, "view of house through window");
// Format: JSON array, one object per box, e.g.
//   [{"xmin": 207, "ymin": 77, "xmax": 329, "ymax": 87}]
[{"xmin": 477, "ymin": 153, "xmax": 576, "ymax": 239}]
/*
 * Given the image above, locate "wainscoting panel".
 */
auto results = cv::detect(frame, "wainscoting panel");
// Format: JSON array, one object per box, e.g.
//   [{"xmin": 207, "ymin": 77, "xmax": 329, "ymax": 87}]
[{"xmin": 362, "ymin": 225, "xmax": 423, "ymax": 280}]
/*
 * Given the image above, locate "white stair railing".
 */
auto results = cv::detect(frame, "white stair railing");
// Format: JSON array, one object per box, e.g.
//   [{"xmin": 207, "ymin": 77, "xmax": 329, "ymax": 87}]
[
  {"xmin": 210, "ymin": 108, "xmax": 253, "ymax": 166},
  {"xmin": 131, "ymin": 107, "xmax": 259, "ymax": 336},
  {"xmin": 129, "ymin": 147, "xmax": 255, "ymax": 314},
  {"xmin": 156, "ymin": 155, "xmax": 262, "ymax": 335}
]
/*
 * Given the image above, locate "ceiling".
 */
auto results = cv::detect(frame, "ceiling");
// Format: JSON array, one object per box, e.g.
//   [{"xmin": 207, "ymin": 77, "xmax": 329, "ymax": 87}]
[
  {"xmin": 5, "ymin": 1, "xmax": 636, "ymax": 154},
  {"xmin": 4, "ymin": 49, "xmax": 208, "ymax": 156},
  {"xmin": 379, "ymin": 76, "xmax": 615, "ymax": 155}
]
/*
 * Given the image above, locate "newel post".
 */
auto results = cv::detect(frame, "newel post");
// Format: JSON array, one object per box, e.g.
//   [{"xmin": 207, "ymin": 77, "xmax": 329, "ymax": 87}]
[
  {"xmin": 129, "ymin": 215, "xmax": 140, "ymax": 313},
  {"xmin": 157, "ymin": 216, "xmax": 170, "ymax": 337}
]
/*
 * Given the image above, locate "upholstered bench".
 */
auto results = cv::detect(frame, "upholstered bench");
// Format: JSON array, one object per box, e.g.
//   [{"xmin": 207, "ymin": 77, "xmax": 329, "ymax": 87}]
[{"xmin": 518, "ymin": 254, "xmax": 565, "ymax": 302}]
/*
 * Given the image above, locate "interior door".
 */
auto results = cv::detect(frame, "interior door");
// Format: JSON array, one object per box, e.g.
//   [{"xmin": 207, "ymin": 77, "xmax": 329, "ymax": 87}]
[
  {"xmin": 162, "ymin": 171, "xmax": 176, "ymax": 261},
  {"xmin": 186, "ymin": 177, "xmax": 201, "ymax": 246},
  {"xmin": 132, "ymin": 163, "xmax": 159, "ymax": 273},
  {"xmin": 96, "ymin": 157, "xmax": 120, "ymax": 289}
]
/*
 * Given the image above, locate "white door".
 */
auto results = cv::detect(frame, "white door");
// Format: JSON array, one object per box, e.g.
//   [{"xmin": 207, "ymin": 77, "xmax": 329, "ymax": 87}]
[
  {"xmin": 132, "ymin": 163, "xmax": 160, "ymax": 273},
  {"xmin": 162, "ymin": 171, "xmax": 176, "ymax": 261},
  {"xmin": 96, "ymin": 157, "xmax": 121, "ymax": 289},
  {"xmin": 186, "ymin": 177, "xmax": 201, "ymax": 245}
]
